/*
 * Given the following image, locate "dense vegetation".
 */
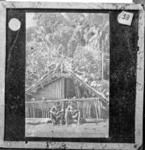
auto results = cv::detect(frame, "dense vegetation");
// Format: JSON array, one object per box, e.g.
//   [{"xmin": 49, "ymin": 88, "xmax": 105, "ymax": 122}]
[{"xmin": 26, "ymin": 13, "xmax": 110, "ymax": 97}]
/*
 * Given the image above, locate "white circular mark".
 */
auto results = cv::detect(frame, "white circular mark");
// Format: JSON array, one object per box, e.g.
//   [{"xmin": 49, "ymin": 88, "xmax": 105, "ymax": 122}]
[{"xmin": 8, "ymin": 18, "xmax": 21, "ymax": 31}]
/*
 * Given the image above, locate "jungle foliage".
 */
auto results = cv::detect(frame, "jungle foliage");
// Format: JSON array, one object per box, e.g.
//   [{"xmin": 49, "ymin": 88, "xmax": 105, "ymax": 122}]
[{"xmin": 26, "ymin": 13, "xmax": 110, "ymax": 97}]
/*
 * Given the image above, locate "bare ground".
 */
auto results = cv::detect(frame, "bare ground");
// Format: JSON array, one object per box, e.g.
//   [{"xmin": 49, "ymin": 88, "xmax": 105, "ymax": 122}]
[{"xmin": 26, "ymin": 119, "xmax": 109, "ymax": 138}]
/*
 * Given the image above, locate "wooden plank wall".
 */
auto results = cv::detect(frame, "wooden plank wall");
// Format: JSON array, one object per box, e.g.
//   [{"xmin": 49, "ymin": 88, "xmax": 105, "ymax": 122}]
[{"xmin": 31, "ymin": 78, "xmax": 65, "ymax": 100}]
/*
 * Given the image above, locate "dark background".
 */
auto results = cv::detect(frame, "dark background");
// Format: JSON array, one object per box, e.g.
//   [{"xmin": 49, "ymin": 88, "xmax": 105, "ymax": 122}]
[{"xmin": 5, "ymin": 9, "xmax": 139, "ymax": 143}]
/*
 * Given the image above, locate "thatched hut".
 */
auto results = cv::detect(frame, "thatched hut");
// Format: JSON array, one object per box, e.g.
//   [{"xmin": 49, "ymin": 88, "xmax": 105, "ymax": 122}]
[
  {"xmin": 25, "ymin": 70, "xmax": 108, "ymax": 120},
  {"xmin": 26, "ymin": 69, "xmax": 107, "ymax": 101}
]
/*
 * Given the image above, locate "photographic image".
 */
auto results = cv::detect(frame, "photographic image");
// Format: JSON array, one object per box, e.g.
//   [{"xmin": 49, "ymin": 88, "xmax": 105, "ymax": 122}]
[{"xmin": 25, "ymin": 12, "xmax": 110, "ymax": 138}]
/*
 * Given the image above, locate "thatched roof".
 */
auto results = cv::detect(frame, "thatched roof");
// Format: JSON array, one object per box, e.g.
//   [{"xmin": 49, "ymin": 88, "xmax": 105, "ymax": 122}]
[{"xmin": 26, "ymin": 70, "xmax": 109, "ymax": 102}]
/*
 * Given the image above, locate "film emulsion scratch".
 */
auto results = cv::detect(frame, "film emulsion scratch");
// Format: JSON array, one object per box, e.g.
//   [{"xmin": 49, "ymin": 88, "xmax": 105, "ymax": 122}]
[{"xmin": 25, "ymin": 13, "xmax": 110, "ymax": 138}]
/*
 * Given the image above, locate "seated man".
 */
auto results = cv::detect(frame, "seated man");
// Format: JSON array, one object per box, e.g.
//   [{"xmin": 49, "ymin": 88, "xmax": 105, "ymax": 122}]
[
  {"xmin": 50, "ymin": 104, "xmax": 64, "ymax": 125},
  {"xmin": 50, "ymin": 105, "xmax": 57, "ymax": 125},
  {"xmin": 56, "ymin": 102, "xmax": 64, "ymax": 125},
  {"xmin": 65, "ymin": 102, "xmax": 80, "ymax": 125}
]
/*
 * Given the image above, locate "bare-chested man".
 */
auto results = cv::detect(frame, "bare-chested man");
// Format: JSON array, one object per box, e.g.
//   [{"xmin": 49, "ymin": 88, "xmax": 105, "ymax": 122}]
[
  {"xmin": 50, "ymin": 103, "xmax": 64, "ymax": 125},
  {"xmin": 65, "ymin": 102, "xmax": 80, "ymax": 125}
]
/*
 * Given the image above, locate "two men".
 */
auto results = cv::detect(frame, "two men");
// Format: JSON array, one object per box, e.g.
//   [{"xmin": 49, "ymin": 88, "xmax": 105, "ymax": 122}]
[{"xmin": 50, "ymin": 101, "xmax": 80, "ymax": 125}]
